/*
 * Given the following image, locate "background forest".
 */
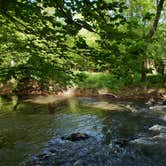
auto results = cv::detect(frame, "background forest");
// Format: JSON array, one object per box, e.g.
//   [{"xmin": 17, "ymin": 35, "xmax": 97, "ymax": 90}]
[{"xmin": 0, "ymin": 0, "xmax": 165, "ymax": 95}]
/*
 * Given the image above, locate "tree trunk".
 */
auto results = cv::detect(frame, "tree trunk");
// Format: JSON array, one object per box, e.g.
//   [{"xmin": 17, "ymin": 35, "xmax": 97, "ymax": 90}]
[
  {"xmin": 141, "ymin": 0, "xmax": 165, "ymax": 81},
  {"xmin": 146, "ymin": 0, "xmax": 165, "ymax": 39},
  {"xmin": 129, "ymin": 0, "xmax": 133, "ymax": 17},
  {"xmin": 141, "ymin": 61, "xmax": 147, "ymax": 81}
]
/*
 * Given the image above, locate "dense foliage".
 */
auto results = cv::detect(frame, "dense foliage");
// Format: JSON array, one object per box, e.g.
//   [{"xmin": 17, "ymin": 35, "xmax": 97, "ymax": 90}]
[{"xmin": 0, "ymin": 0, "xmax": 165, "ymax": 92}]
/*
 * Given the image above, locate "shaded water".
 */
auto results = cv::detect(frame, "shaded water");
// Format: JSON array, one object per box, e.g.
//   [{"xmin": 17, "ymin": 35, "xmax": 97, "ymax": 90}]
[{"xmin": 0, "ymin": 96, "xmax": 166, "ymax": 166}]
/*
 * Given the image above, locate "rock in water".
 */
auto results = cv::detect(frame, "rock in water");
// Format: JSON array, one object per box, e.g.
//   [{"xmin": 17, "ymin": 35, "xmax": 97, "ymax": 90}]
[
  {"xmin": 62, "ymin": 133, "xmax": 89, "ymax": 141},
  {"xmin": 149, "ymin": 124, "xmax": 166, "ymax": 133},
  {"xmin": 113, "ymin": 139, "xmax": 129, "ymax": 148}
]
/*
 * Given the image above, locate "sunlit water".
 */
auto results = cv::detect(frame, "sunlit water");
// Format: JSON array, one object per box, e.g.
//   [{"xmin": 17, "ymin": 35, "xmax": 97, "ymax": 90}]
[{"xmin": 0, "ymin": 96, "xmax": 166, "ymax": 166}]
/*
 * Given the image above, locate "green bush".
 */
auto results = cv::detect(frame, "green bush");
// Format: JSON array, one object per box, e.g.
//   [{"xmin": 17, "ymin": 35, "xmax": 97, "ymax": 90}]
[{"xmin": 76, "ymin": 72, "xmax": 166, "ymax": 90}]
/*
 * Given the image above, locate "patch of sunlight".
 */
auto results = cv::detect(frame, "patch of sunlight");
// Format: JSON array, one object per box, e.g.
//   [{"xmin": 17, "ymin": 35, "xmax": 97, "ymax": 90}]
[
  {"xmin": 25, "ymin": 95, "xmax": 68, "ymax": 104},
  {"xmin": 78, "ymin": 28, "xmax": 100, "ymax": 48},
  {"xmin": 84, "ymin": 101, "xmax": 132, "ymax": 112}
]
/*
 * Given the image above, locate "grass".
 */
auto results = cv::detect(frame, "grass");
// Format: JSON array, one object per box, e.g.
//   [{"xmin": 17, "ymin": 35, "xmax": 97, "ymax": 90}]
[{"xmin": 76, "ymin": 72, "xmax": 166, "ymax": 91}]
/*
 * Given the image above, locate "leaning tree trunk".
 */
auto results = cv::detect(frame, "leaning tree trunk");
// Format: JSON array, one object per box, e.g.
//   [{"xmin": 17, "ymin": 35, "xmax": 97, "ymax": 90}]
[{"xmin": 141, "ymin": 0, "xmax": 165, "ymax": 81}]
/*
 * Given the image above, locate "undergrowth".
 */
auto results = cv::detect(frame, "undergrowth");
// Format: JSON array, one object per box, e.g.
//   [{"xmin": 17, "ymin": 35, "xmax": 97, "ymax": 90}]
[{"xmin": 76, "ymin": 72, "xmax": 166, "ymax": 91}]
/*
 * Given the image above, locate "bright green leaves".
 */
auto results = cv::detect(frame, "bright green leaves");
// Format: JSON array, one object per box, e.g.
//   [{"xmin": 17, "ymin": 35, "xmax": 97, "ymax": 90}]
[{"xmin": 0, "ymin": 0, "xmax": 165, "ymax": 88}]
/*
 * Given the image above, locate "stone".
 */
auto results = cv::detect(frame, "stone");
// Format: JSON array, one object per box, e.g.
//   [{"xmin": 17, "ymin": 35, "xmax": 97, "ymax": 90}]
[{"xmin": 62, "ymin": 133, "xmax": 89, "ymax": 141}]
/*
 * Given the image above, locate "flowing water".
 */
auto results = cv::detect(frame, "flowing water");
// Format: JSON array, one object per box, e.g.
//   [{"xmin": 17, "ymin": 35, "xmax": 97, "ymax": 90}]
[{"xmin": 0, "ymin": 96, "xmax": 166, "ymax": 166}]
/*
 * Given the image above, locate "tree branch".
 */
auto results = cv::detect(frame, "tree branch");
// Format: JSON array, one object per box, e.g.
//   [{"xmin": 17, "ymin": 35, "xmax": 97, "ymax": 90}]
[{"xmin": 55, "ymin": 1, "xmax": 97, "ymax": 33}]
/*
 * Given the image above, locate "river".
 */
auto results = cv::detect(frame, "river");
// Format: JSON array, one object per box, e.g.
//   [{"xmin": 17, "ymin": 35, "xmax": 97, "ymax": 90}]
[{"xmin": 0, "ymin": 96, "xmax": 166, "ymax": 166}]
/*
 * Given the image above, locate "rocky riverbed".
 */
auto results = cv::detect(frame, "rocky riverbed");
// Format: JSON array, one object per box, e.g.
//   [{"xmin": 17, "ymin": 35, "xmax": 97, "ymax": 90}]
[{"xmin": 20, "ymin": 134, "xmax": 154, "ymax": 166}]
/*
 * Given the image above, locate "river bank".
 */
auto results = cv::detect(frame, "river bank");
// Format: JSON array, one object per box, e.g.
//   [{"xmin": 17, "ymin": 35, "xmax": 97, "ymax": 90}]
[
  {"xmin": 74, "ymin": 87, "xmax": 166, "ymax": 101},
  {"xmin": 1, "ymin": 73, "xmax": 166, "ymax": 102},
  {"xmin": 0, "ymin": 84, "xmax": 166, "ymax": 102}
]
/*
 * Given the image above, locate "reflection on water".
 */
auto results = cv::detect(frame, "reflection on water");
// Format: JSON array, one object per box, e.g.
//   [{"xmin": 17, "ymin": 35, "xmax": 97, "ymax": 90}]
[{"xmin": 0, "ymin": 96, "xmax": 166, "ymax": 166}]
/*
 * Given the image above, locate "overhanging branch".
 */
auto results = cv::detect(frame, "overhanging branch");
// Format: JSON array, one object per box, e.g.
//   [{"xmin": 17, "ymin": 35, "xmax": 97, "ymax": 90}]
[{"xmin": 55, "ymin": 1, "xmax": 97, "ymax": 33}]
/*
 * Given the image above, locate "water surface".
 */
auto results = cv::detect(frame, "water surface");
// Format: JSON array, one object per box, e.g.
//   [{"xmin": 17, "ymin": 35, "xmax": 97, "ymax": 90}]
[{"xmin": 0, "ymin": 96, "xmax": 166, "ymax": 166}]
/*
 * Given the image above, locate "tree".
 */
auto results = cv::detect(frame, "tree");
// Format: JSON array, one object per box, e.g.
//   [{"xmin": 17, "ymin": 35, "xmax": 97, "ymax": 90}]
[
  {"xmin": 141, "ymin": 0, "xmax": 165, "ymax": 81},
  {"xmin": 0, "ymin": 0, "xmax": 80, "ymax": 87},
  {"xmin": 0, "ymin": 0, "xmax": 165, "ymax": 91}
]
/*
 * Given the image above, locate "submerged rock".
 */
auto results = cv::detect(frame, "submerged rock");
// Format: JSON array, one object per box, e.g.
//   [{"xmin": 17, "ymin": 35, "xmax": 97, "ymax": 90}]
[{"xmin": 61, "ymin": 133, "xmax": 89, "ymax": 141}]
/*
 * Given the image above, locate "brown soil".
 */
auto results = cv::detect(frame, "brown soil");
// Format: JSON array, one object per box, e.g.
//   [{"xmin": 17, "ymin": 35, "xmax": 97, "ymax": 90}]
[
  {"xmin": 0, "ymin": 82, "xmax": 166, "ymax": 101},
  {"xmin": 74, "ymin": 87, "xmax": 166, "ymax": 102},
  {"xmin": 115, "ymin": 87, "xmax": 166, "ymax": 101}
]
